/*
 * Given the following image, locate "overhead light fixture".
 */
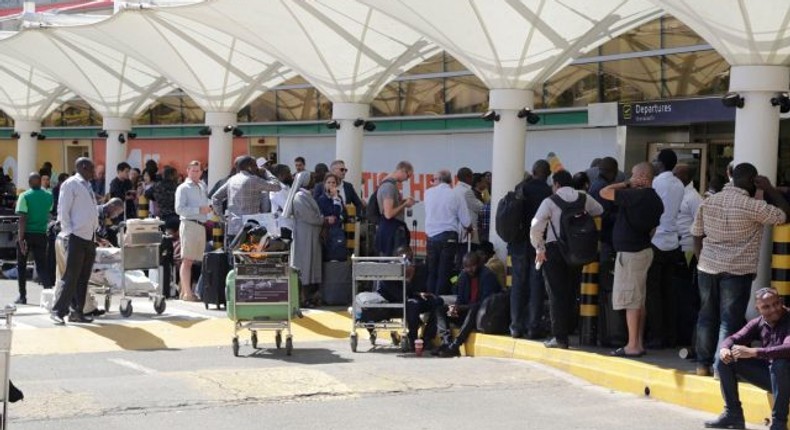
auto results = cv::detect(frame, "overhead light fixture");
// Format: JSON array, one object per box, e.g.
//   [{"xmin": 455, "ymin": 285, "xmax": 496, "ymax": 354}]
[
  {"xmin": 97, "ymin": 130, "xmax": 109, "ymax": 138},
  {"xmin": 30, "ymin": 131, "xmax": 38, "ymax": 138},
  {"xmin": 198, "ymin": 126, "xmax": 212, "ymax": 136},
  {"xmin": 326, "ymin": 120, "xmax": 340, "ymax": 130},
  {"xmin": 353, "ymin": 118, "xmax": 365, "ymax": 128},
  {"xmin": 722, "ymin": 92, "xmax": 745, "ymax": 109},
  {"xmin": 10, "ymin": 132, "xmax": 19, "ymax": 139},
  {"xmin": 232, "ymin": 128, "xmax": 244, "ymax": 137},
  {"xmin": 36, "ymin": 134, "xmax": 46, "ymax": 141},
  {"xmin": 127, "ymin": 132, "xmax": 137, "ymax": 140},
  {"xmin": 223, "ymin": 125, "xmax": 235, "ymax": 133},
  {"xmin": 517, "ymin": 108, "xmax": 541, "ymax": 125},
  {"xmin": 771, "ymin": 93, "xmax": 790, "ymax": 114},
  {"xmin": 363, "ymin": 121, "xmax": 376, "ymax": 132},
  {"xmin": 481, "ymin": 110, "xmax": 500, "ymax": 122},
  {"xmin": 118, "ymin": 133, "xmax": 126, "ymax": 144}
]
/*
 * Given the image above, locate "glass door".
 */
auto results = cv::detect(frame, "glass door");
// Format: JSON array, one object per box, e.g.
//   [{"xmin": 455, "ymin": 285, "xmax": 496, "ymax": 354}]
[{"xmin": 647, "ymin": 142, "xmax": 708, "ymax": 194}]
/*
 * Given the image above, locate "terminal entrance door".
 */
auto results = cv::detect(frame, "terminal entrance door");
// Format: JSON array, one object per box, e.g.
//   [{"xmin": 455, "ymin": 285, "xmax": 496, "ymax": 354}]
[
  {"xmin": 647, "ymin": 143, "xmax": 708, "ymax": 194},
  {"xmin": 65, "ymin": 141, "xmax": 92, "ymax": 172}
]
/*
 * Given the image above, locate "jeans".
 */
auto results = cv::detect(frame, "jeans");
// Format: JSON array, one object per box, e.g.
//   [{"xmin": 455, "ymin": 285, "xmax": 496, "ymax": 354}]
[
  {"xmin": 543, "ymin": 243, "xmax": 582, "ymax": 342},
  {"xmin": 508, "ymin": 241, "xmax": 545, "ymax": 335},
  {"xmin": 695, "ymin": 271, "xmax": 753, "ymax": 367},
  {"xmin": 646, "ymin": 246, "xmax": 681, "ymax": 347},
  {"xmin": 17, "ymin": 232, "xmax": 52, "ymax": 298},
  {"xmin": 715, "ymin": 358, "xmax": 790, "ymax": 429},
  {"xmin": 426, "ymin": 231, "xmax": 458, "ymax": 296},
  {"xmin": 53, "ymin": 235, "xmax": 96, "ymax": 318},
  {"xmin": 437, "ymin": 302, "xmax": 482, "ymax": 347},
  {"xmin": 405, "ymin": 296, "xmax": 443, "ymax": 347}
]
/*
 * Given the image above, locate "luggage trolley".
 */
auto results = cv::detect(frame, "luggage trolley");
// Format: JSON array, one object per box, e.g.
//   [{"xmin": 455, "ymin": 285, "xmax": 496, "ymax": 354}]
[
  {"xmin": 227, "ymin": 251, "xmax": 300, "ymax": 357},
  {"xmin": 117, "ymin": 219, "xmax": 167, "ymax": 317},
  {"xmin": 350, "ymin": 255, "xmax": 409, "ymax": 353},
  {"xmin": 0, "ymin": 216, "xmax": 17, "ymax": 264},
  {"xmin": 0, "ymin": 304, "xmax": 15, "ymax": 430}
]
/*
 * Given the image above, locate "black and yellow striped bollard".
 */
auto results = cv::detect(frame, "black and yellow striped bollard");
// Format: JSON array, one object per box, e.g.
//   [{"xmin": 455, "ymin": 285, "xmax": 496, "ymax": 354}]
[
  {"xmin": 212, "ymin": 221, "xmax": 224, "ymax": 250},
  {"xmin": 579, "ymin": 216, "xmax": 602, "ymax": 346},
  {"xmin": 137, "ymin": 192, "xmax": 149, "ymax": 218},
  {"xmin": 772, "ymin": 224, "xmax": 790, "ymax": 303},
  {"xmin": 506, "ymin": 253, "xmax": 512, "ymax": 288},
  {"xmin": 345, "ymin": 204, "xmax": 357, "ymax": 256}
]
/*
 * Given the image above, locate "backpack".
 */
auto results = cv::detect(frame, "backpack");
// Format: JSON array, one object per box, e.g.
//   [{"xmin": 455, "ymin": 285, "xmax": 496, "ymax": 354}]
[
  {"xmin": 476, "ymin": 290, "xmax": 511, "ymax": 334},
  {"xmin": 549, "ymin": 194, "xmax": 598, "ymax": 266},
  {"xmin": 365, "ymin": 179, "xmax": 396, "ymax": 224},
  {"xmin": 495, "ymin": 189, "xmax": 528, "ymax": 243}
]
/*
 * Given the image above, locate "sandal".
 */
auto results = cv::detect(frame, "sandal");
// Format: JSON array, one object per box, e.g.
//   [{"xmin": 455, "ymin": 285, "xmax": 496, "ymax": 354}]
[{"xmin": 611, "ymin": 347, "xmax": 645, "ymax": 358}]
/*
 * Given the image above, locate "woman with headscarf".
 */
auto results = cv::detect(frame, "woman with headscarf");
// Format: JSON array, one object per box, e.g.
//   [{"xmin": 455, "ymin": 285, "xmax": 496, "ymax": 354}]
[{"xmin": 292, "ymin": 172, "xmax": 324, "ymax": 307}]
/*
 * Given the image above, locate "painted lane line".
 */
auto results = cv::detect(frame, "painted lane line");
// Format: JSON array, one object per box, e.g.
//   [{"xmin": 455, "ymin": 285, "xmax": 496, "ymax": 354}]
[{"xmin": 108, "ymin": 358, "xmax": 158, "ymax": 375}]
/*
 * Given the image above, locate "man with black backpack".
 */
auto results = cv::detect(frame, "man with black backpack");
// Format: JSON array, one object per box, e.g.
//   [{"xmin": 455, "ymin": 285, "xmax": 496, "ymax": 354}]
[
  {"xmin": 531, "ymin": 170, "xmax": 603, "ymax": 349},
  {"xmin": 499, "ymin": 160, "xmax": 551, "ymax": 339},
  {"xmin": 367, "ymin": 161, "xmax": 415, "ymax": 257}
]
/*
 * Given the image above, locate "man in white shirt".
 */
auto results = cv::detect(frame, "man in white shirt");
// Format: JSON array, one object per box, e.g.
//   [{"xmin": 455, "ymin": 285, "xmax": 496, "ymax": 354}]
[
  {"xmin": 52, "ymin": 157, "xmax": 103, "ymax": 325},
  {"xmin": 175, "ymin": 161, "xmax": 212, "ymax": 301},
  {"xmin": 425, "ymin": 170, "xmax": 471, "ymax": 295},
  {"xmin": 270, "ymin": 164, "xmax": 294, "ymax": 239},
  {"xmin": 454, "ymin": 167, "xmax": 483, "ymax": 268},
  {"xmin": 531, "ymin": 170, "xmax": 604, "ymax": 349},
  {"xmin": 646, "ymin": 149, "xmax": 685, "ymax": 349},
  {"xmin": 674, "ymin": 163, "xmax": 704, "ymax": 347}
]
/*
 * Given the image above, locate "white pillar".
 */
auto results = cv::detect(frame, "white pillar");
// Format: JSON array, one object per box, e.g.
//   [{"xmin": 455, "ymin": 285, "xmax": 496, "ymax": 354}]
[
  {"xmin": 103, "ymin": 117, "xmax": 131, "ymax": 194},
  {"xmin": 729, "ymin": 65, "xmax": 790, "ymax": 306},
  {"xmin": 205, "ymin": 112, "xmax": 236, "ymax": 190},
  {"xmin": 489, "ymin": 89, "xmax": 534, "ymax": 259},
  {"xmin": 14, "ymin": 120, "xmax": 40, "ymax": 190},
  {"xmin": 332, "ymin": 103, "xmax": 369, "ymax": 193}
]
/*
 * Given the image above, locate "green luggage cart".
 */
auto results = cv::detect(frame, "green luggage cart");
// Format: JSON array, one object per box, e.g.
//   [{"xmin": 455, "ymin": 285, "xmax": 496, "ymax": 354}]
[{"xmin": 226, "ymin": 251, "xmax": 301, "ymax": 356}]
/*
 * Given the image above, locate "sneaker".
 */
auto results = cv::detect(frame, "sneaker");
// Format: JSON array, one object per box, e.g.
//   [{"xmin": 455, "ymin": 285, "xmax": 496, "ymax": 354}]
[
  {"xmin": 68, "ymin": 313, "xmax": 94, "ymax": 324},
  {"xmin": 696, "ymin": 365, "xmax": 712, "ymax": 377},
  {"xmin": 88, "ymin": 309, "xmax": 106, "ymax": 317},
  {"xmin": 704, "ymin": 413, "xmax": 745, "ymax": 429},
  {"xmin": 543, "ymin": 337, "xmax": 569, "ymax": 349},
  {"xmin": 430, "ymin": 344, "xmax": 450, "ymax": 357},
  {"xmin": 49, "ymin": 313, "xmax": 65, "ymax": 326},
  {"xmin": 438, "ymin": 344, "xmax": 461, "ymax": 358},
  {"xmin": 14, "ymin": 296, "xmax": 26, "ymax": 305}
]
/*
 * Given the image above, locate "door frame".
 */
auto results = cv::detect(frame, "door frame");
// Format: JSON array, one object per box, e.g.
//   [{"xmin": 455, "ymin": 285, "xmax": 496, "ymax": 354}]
[{"xmin": 647, "ymin": 142, "xmax": 708, "ymax": 194}]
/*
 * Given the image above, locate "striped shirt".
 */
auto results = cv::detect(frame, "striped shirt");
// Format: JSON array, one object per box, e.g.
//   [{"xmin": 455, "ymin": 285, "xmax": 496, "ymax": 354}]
[{"xmin": 691, "ymin": 184, "xmax": 786, "ymax": 276}]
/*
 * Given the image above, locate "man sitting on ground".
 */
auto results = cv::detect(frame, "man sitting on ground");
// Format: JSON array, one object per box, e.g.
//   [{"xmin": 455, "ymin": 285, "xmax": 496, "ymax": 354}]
[
  {"xmin": 434, "ymin": 252, "xmax": 501, "ymax": 357},
  {"xmin": 704, "ymin": 288, "xmax": 790, "ymax": 430}
]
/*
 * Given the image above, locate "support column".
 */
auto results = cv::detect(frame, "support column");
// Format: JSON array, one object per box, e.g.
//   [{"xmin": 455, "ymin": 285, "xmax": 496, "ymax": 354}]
[
  {"xmin": 205, "ymin": 112, "xmax": 236, "ymax": 190},
  {"xmin": 729, "ymin": 65, "xmax": 790, "ymax": 308},
  {"xmin": 103, "ymin": 117, "xmax": 131, "ymax": 194},
  {"xmin": 489, "ymin": 89, "xmax": 533, "ymax": 259},
  {"xmin": 14, "ymin": 120, "xmax": 40, "ymax": 191},
  {"xmin": 332, "ymin": 103, "xmax": 370, "ymax": 193}
]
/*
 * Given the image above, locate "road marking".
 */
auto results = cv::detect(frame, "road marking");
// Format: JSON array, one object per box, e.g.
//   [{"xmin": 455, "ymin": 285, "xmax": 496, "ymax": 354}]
[{"xmin": 108, "ymin": 358, "xmax": 158, "ymax": 375}]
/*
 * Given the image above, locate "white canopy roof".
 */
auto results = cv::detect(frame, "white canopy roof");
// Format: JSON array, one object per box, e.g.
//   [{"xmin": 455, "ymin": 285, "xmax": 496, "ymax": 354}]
[
  {"xmin": 167, "ymin": 0, "xmax": 440, "ymax": 104},
  {"xmin": 650, "ymin": 0, "xmax": 790, "ymax": 66},
  {"xmin": 68, "ymin": 5, "xmax": 293, "ymax": 113},
  {"xmin": 0, "ymin": 53, "xmax": 72, "ymax": 121},
  {"xmin": 361, "ymin": 0, "xmax": 663, "ymax": 90}
]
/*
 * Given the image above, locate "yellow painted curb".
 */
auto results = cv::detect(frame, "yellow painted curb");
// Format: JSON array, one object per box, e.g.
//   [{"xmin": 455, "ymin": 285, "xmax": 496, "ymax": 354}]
[{"xmin": 466, "ymin": 333, "xmax": 773, "ymax": 426}]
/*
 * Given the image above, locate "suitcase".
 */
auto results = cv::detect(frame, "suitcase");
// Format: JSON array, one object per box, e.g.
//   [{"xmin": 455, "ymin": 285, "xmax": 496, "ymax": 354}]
[
  {"xmin": 597, "ymin": 247, "xmax": 627, "ymax": 347},
  {"xmin": 321, "ymin": 261, "xmax": 352, "ymax": 306},
  {"xmin": 202, "ymin": 249, "xmax": 230, "ymax": 310}
]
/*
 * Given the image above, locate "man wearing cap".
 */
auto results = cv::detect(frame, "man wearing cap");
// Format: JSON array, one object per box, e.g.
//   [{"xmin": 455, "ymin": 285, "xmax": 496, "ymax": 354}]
[
  {"xmin": 645, "ymin": 148, "xmax": 685, "ymax": 350},
  {"xmin": 313, "ymin": 160, "xmax": 364, "ymax": 215}
]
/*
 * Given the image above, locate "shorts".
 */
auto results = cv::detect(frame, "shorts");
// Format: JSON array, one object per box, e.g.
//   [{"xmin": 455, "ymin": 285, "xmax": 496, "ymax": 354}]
[
  {"xmin": 179, "ymin": 220, "xmax": 207, "ymax": 261},
  {"xmin": 612, "ymin": 248, "xmax": 653, "ymax": 310}
]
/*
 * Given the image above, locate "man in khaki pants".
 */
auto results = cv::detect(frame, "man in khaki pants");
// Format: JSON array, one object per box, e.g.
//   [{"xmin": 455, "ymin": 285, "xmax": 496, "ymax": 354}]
[{"xmin": 175, "ymin": 161, "xmax": 211, "ymax": 301}]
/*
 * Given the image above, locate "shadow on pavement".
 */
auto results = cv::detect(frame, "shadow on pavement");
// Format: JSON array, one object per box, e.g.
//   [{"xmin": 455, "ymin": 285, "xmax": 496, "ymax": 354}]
[
  {"xmin": 293, "ymin": 316, "xmax": 348, "ymax": 339},
  {"xmin": 80, "ymin": 324, "xmax": 178, "ymax": 352},
  {"xmin": 245, "ymin": 347, "xmax": 352, "ymax": 365}
]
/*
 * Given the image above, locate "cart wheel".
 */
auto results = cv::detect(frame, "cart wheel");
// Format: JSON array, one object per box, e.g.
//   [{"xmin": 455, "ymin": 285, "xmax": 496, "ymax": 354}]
[
  {"xmin": 251, "ymin": 332, "xmax": 259, "ymax": 349},
  {"xmin": 154, "ymin": 298, "xmax": 166, "ymax": 315},
  {"xmin": 232, "ymin": 337, "xmax": 240, "ymax": 357},
  {"xmin": 275, "ymin": 332, "xmax": 282, "ymax": 349},
  {"xmin": 350, "ymin": 334, "xmax": 358, "ymax": 353},
  {"xmin": 390, "ymin": 331, "xmax": 400, "ymax": 346},
  {"xmin": 369, "ymin": 331, "xmax": 377, "ymax": 346},
  {"xmin": 120, "ymin": 302, "xmax": 133, "ymax": 318},
  {"xmin": 104, "ymin": 295, "xmax": 111, "ymax": 312},
  {"xmin": 400, "ymin": 336, "xmax": 410, "ymax": 353},
  {"xmin": 285, "ymin": 337, "xmax": 293, "ymax": 356}
]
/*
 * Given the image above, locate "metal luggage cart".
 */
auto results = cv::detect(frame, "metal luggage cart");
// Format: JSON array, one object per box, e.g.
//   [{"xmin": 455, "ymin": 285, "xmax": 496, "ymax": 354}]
[
  {"xmin": 117, "ymin": 219, "xmax": 166, "ymax": 317},
  {"xmin": 228, "ymin": 251, "xmax": 300, "ymax": 357},
  {"xmin": 0, "ymin": 304, "xmax": 15, "ymax": 430},
  {"xmin": 350, "ymin": 255, "xmax": 409, "ymax": 353}
]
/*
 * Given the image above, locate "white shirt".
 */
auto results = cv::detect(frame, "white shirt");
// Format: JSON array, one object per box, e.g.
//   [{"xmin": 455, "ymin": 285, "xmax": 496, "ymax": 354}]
[
  {"xmin": 530, "ymin": 188, "xmax": 604, "ymax": 252},
  {"xmin": 425, "ymin": 183, "xmax": 471, "ymax": 238},
  {"xmin": 454, "ymin": 181, "xmax": 483, "ymax": 243},
  {"xmin": 677, "ymin": 182, "xmax": 703, "ymax": 252},
  {"xmin": 175, "ymin": 178, "xmax": 210, "ymax": 222},
  {"xmin": 270, "ymin": 185, "xmax": 294, "ymax": 231},
  {"xmin": 651, "ymin": 171, "xmax": 685, "ymax": 251},
  {"xmin": 57, "ymin": 173, "xmax": 101, "ymax": 241}
]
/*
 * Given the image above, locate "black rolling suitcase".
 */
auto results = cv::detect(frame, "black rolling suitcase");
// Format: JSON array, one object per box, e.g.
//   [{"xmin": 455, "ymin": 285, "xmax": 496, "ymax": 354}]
[
  {"xmin": 202, "ymin": 249, "xmax": 230, "ymax": 310},
  {"xmin": 597, "ymin": 248, "xmax": 627, "ymax": 347},
  {"xmin": 322, "ymin": 261, "xmax": 352, "ymax": 306}
]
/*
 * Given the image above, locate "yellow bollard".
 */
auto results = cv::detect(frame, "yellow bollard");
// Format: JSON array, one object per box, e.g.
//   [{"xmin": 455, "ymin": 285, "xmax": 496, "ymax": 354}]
[
  {"xmin": 137, "ymin": 193, "xmax": 149, "ymax": 218},
  {"xmin": 579, "ymin": 216, "xmax": 602, "ymax": 346},
  {"xmin": 772, "ymin": 224, "xmax": 790, "ymax": 301},
  {"xmin": 345, "ymin": 204, "xmax": 357, "ymax": 255},
  {"xmin": 212, "ymin": 222, "xmax": 224, "ymax": 250},
  {"xmin": 506, "ymin": 254, "xmax": 512, "ymax": 288}
]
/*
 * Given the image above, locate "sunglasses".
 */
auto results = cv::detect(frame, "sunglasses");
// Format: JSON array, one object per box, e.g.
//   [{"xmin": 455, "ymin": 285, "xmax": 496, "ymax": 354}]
[{"xmin": 339, "ymin": 168, "xmax": 348, "ymax": 173}]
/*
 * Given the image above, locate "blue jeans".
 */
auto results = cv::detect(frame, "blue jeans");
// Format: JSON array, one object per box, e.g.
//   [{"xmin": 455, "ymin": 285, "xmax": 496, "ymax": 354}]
[
  {"xmin": 695, "ymin": 271, "xmax": 752, "ymax": 367},
  {"xmin": 508, "ymin": 241, "xmax": 545, "ymax": 335},
  {"xmin": 715, "ymin": 358, "xmax": 790, "ymax": 429},
  {"xmin": 426, "ymin": 231, "xmax": 458, "ymax": 296}
]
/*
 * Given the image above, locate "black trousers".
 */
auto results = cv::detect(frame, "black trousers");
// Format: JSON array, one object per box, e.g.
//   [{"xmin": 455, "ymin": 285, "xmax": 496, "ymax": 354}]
[
  {"xmin": 17, "ymin": 232, "xmax": 51, "ymax": 298},
  {"xmin": 543, "ymin": 243, "xmax": 582, "ymax": 342},
  {"xmin": 437, "ymin": 302, "xmax": 482, "ymax": 347},
  {"xmin": 646, "ymin": 245, "xmax": 681, "ymax": 347},
  {"xmin": 53, "ymin": 235, "xmax": 96, "ymax": 317},
  {"xmin": 426, "ymin": 231, "xmax": 458, "ymax": 296}
]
